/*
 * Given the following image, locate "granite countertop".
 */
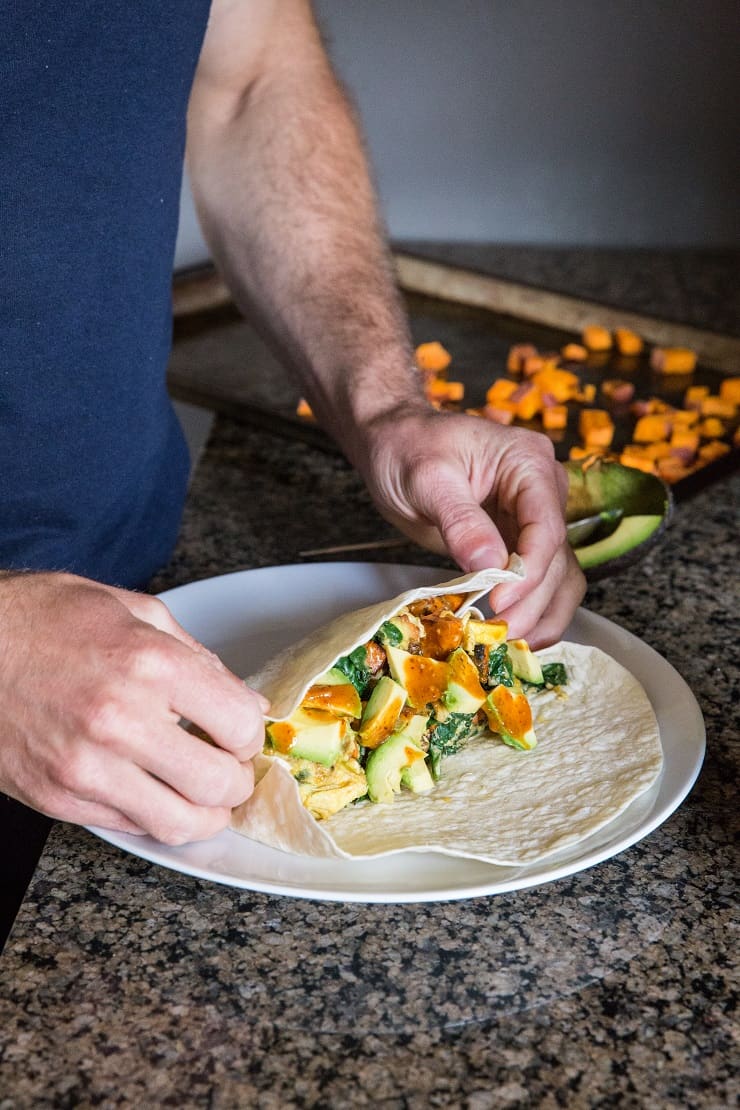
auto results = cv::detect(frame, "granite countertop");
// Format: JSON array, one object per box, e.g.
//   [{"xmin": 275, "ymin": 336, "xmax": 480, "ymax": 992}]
[{"xmin": 1, "ymin": 250, "xmax": 738, "ymax": 1107}]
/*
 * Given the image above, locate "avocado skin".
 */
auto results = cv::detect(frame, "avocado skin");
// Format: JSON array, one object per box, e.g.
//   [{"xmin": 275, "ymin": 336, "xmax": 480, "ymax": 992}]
[{"xmin": 574, "ymin": 514, "xmax": 663, "ymax": 569}]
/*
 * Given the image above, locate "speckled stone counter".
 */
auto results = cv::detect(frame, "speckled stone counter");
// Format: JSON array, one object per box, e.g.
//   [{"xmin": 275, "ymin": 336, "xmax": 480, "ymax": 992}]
[{"xmin": 1, "ymin": 251, "xmax": 738, "ymax": 1107}]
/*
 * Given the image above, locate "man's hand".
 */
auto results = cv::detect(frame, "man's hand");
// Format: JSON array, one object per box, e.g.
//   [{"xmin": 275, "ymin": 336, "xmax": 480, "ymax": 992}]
[
  {"xmin": 0, "ymin": 573, "xmax": 267, "ymax": 843},
  {"xmin": 357, "ymin": 406, "xmax": 586, "ymax": 648}
]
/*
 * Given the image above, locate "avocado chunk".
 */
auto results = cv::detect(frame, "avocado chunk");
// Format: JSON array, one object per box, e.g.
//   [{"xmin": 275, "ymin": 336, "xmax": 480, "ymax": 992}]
[
  {"xmin": 358, "ymin": 675, "xmax": 407, "ymax": 748},
  {"xmin": 401, "ymin": 757, "xmax": 435, "ymax": 794},
  {"xmin": 301, "ymin": 680, "xmax": 362, "ymax": 718},
  {"xmin": 483, "ymin": 685, "xmax": 537, "ymax": 751},
  {"xmin": 267, "ymin": 708, "xmax": 346, "ymax": 767},
  {"xmin": 395, "ymin": 713, "xmax": 434, "ymax": 794},
  {"xmin": 385, "ymin": 645, "xmax": 448, "ymax": 710},
  {"xmin": 573, "ymin": 514, "xmax": 663, "ymax": 570},
  {"xmin": 365, "ymin": 732, "xmax": 429, "ymax": 804},
  {"xmin": 507, "ymin": 639, "xmax": 545, "ymax": 686},
  {"xmin": 393, "ymin": 712, "xmax": 428, "ymax": 746},
  {"xmin": 462, "ymin": 617, "xmax": 508, "ymax": 655},
  {"xmin": 442, "ymin": 647, "xmax": 487, "ymax": 714}
]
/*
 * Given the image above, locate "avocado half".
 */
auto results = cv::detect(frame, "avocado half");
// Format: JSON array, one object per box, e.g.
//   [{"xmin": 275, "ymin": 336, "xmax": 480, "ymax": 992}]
[{"xmin": 565, "ymin": 458, "xmax": 672, "ymax": 580}]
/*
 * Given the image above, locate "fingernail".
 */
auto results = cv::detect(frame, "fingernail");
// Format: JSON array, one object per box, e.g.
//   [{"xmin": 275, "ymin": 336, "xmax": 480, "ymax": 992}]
[
  {"xmin": 493, "ymin": 588, "xmax": 520, "ymax": 613},
  {"xmin": 467, "ymin": 545, "xmax": 505, "ymax": 572}
]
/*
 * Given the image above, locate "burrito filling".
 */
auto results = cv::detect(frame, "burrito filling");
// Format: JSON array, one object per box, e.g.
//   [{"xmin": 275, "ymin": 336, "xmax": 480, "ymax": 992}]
[{"xmin": 262, "ymin": 593, "xmax": 567, "ymax": 820}]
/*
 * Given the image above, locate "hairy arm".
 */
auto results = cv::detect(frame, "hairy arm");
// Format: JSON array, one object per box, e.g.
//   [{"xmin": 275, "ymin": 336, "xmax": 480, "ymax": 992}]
[
  {"xmin": 187, "ymin": 0, "xmax": 421, "ymax": 456},
  {"xmin": 186, "ymin": 0, "xmax": 585, "ymax": 644}
]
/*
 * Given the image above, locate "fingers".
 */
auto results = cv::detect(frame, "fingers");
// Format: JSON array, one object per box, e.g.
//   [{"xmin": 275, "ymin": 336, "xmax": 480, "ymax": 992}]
[
  {"xmin": 403, "ymin": 458, "xmax": 509, "ymax": 572},
  {"xmin": 158, "ymin": 633, "xmax": 267, "ymax": 760},
  {"xmin": 52, "ymin": 742, "xmax": 251, "ymax": 844},
  {"xmin": 133, "ymin": 721, "xmax": 256, "ymax": 809},
  {"xmin": 494, "ymin": 545, "xmax": 586, "ymax": 647},
  {"xmin": 91, "ymin": 756, "xmax": 240, "ymax": 845}
]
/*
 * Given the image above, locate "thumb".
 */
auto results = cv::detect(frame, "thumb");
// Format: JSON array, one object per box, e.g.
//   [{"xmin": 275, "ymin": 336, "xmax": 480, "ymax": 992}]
[{"xmin": 413, "ymin": 467, "xmax": 509, "ymax": 572}]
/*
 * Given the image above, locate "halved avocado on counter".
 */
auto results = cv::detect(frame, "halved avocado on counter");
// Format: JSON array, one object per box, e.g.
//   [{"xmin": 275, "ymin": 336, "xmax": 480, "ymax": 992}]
[
  {"xmin": 565, "ymin": 458, "xmax": 672, "ymax": 580},
  {"xmin": 574, "ymin": 514, "xmax": 664, "ymax": 571}
]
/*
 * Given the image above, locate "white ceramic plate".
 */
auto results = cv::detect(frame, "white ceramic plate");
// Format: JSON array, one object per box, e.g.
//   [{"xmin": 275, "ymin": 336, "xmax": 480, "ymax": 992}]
[{"xmin": 88, "ymin": 563, "xmax": 705, "ymax": 903}]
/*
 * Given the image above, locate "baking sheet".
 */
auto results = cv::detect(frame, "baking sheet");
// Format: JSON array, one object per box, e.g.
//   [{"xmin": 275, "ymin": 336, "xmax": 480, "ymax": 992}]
[{"xmin": 168, "ymin": 265, "xmax": 739, "ymax": 500}]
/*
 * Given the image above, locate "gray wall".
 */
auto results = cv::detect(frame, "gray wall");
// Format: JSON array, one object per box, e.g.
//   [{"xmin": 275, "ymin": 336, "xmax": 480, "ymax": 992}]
[{"xmin": 175, "ymin": 0, "xmax": 739, "ymax": 267}]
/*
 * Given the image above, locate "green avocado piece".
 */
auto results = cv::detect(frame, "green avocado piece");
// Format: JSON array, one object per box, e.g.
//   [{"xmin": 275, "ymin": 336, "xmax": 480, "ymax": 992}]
[
  {"xmin": 365, "ymin": 732, "xmax": 428, "ymax": 804},
  {"xmin": 268, "ymin": 709, "xmax": 345, "ymax": 767},
  {"xmin": 358, "ymin": 675, "xmax": 407, "ymax": 748},
  {"xmin": 442, "ymin": 647, "xmax": 487, "ymax": 714},
  {"xmin": 400, "ymin": 757, "xmax": 435, "ymax": 794},
  {"xmin": 507, "ymin": 639, "xmax": 544, "ymax": 686},
  {"xmin": 574, "ymin": 514, "xmax": 663, "ymax": 569}
]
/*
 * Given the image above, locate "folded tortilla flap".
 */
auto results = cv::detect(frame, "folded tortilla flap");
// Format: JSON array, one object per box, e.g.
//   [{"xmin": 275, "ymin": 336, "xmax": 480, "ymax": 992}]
[{"xmin": 247, "ymin": 561, "xmax": 525, "ymax": 721}]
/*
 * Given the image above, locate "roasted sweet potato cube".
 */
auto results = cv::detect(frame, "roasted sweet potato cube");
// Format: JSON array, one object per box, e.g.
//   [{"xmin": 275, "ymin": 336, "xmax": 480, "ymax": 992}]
[
  {"xmin": 697, "ymin": 417, "xmax": 726, "ymax": 438},
  {"xmin": 511, "ymin": 383, "xmax": 542, "ymax": 420},
  {"xmin": 574, "ymin": 384, "xmax": 597, "ymax": 404},
  {"xmin": 532, "ymin": 367, "xmax": 580, "ymax": 403},
  {"xmin": 561, "ymin": 343, "xmax": 588, "ymax": 362},
  {"xmin": 650, "ymin": 347, "xmax": 697, "ymax": 374},
  {"xmin": 521, "ymin": 355, "xmax": 544, "ymax": 377},
  {"xmin": 619, "ymin": 451, "xmax": 657, "ymax": 474},
  {"xmin": 700, "ymin": 396, "xmax": 736, "ymax": 419},
  {"xmin": 581, "ymin": 325, "xmax": 612, "ymax": 352},
  {"xmin": 415, "ymin": 341, "xmax": 452, "ymax": 374},
  {"xmin": 506, "ymin": 344, "xmax": 538, "ymax": 374},
  {"xmin": 719, "ymin": 377, "xmax": 740, "ymax": 405},
  {"xmin": 633, "ymin": 414, "xmax": 672, "ymax": 443},
  {"xmin": 486, "ymin": 378, "xmax": 518, "ymax": 406},
  {"xmin": 542, "ymin": 405, "xmax": 568, "ymax": 430},
  {"xmin": 426, "ymin": 379, "xmax": 465, "ymax": 403},
  {"xmin": 643, "ymin": 441, "xmax": 673, "ymax": 461},
  {"xmin": 698, "ymin": 440, "xmax": 731, "ymax": 462},
  {"xmin": 684, "ymin": 384, "xmax": 710, "ymax": 410},
  {"xmin": 579, "ymin": 409, "xmax": 615, "ymax": 448},
  {"xmin": 670, "ymin": 428, "xmax": 700, "ymax": 456},
  {"xmin": 615, "ymin": 328, "xmax": 644, "ymax": 356}
]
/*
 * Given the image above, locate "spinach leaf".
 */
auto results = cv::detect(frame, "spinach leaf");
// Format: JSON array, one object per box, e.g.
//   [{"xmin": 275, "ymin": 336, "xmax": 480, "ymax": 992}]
[
  {"xmin": 427, "ymin": 712, "xmax": 478, "ymax": 780},
  {"xmin": 334, "ymin": 645, "xmax": 372, "ymax": 696},
  {"xmin": 375, "ymin": 620, "xmax": 403, "ymax": 647},
  {"xmin": 542, "ymin": 662, "xmax": 568, "ymax": 687},
  {"xmin": 488, "ymin": 644, "xmax": 514, "ymax": 688}
]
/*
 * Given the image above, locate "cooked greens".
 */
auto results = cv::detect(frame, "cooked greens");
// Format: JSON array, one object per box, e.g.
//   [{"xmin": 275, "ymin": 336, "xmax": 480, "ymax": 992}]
[
  {"xmin": 334, "ymin": 645, "xmax": 373, "ymax": 696},
  {"xmin": 375, "ymin": 620, "xmax": 403, "ymax": 647},
  {"xmin": 487, "ymin": 644, "xmax": 515, "ymax": 688},
  {"xmin": 427, "ymin": 712, "xmax": 478, "ymax": 780},
  {"xmin": 542, "ymin": 662, "xmax": 568, "ymax": 687}
]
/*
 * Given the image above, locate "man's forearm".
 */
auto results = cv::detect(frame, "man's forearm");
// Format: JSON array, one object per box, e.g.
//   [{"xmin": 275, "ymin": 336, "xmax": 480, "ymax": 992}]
[{"xmin": 186, "ymin": 13, "xmax": 424, "ymax": 466}]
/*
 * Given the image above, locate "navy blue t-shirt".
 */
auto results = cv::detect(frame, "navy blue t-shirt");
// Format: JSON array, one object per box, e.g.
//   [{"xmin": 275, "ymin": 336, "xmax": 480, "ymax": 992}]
[{"xmin": 0, "ymin": 1, "xmax": 212, "ymax": 587}]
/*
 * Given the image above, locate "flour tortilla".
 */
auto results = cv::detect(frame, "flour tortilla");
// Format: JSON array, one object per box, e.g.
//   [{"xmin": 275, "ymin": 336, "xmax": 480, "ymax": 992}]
[
  {"xmin": 245, "ymin": 562, "xmax": 524, "ymax": 722},
  {"xmin": 231, "ymin": 570, "xmax": 663, "ymax": 865}
]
